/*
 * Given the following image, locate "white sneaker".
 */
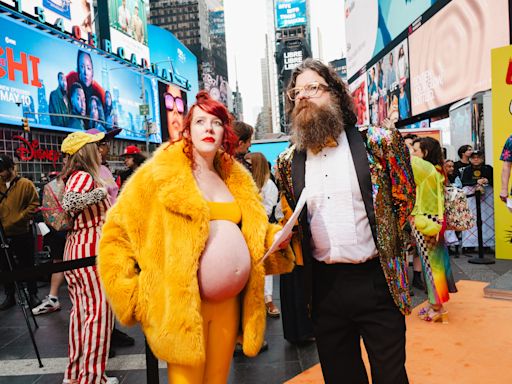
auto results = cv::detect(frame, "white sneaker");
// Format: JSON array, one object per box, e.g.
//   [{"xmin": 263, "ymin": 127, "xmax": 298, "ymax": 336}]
[
  {"xmin": 106, "ymin": 377, "xmax": 119, "ymax": 384},
  {"xmin": 32, "ymin": 296, "xmax": 61, "ymax": 315}
]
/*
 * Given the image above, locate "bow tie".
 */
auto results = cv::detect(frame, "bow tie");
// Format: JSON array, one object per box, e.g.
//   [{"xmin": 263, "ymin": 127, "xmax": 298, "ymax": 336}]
[{"xmin": 310, "ymin": 137, "xmax": 338, "ymax": 155}]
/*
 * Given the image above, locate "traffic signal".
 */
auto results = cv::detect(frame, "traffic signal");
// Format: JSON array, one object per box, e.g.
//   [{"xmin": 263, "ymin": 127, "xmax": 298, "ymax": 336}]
[{"xmin": 22, "ymin": 117, "xmax": 29, "ymax": 132}]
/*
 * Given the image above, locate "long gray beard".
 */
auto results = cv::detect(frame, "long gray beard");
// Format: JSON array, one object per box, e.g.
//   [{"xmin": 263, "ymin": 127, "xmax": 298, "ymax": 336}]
[{"xmin": 290, "ymin": 100, "xmax": 345, "ymax": 152}]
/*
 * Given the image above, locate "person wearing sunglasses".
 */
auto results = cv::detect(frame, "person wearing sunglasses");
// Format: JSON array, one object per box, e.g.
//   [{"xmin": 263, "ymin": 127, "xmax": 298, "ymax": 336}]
[{"xmin": 164, "ymin": 84, "xmax": 187, "ymax": 141}]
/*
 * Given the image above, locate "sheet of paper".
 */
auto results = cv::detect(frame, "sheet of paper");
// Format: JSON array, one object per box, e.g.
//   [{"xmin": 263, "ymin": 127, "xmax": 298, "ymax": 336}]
[
  {"xmin": 258, "ymin": 189, "xmax": 307, "ymax": 264},
  {"xmin": 507, "ymin": 197, "xmax": 512, "ymax": 212}
]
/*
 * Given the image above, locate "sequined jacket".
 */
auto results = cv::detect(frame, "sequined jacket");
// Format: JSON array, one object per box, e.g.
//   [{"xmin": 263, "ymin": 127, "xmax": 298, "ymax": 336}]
[{"xmin": 276, "ymin": 125, "xmax": 415, "ymax": 315}]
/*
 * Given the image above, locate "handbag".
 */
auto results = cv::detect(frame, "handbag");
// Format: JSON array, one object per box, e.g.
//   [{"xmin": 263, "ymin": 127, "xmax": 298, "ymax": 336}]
[
  {"xmin": 40, "ymin": 178, "xmax": 73, "ymax": 232},
  {"xmin": 444, "ymin": 186, "xmax": 474, "ymax": 231}
]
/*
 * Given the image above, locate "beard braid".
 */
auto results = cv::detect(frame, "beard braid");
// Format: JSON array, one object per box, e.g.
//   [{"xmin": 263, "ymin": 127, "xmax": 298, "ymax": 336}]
[{"xmin": 290, "ymin": 99, "xmax": 345, "ymax": 152}]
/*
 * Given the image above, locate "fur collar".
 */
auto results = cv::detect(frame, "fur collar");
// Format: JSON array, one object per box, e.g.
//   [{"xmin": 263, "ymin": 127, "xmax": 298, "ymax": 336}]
[{"xmin": 150, "ymin": 141, "xmax": 262, "ymax": 223}]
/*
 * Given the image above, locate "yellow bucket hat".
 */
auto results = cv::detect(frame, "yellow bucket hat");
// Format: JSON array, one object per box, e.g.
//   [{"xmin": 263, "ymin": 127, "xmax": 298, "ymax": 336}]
[{"xmin": 61, "ymin": 131, "xmax": 105, "ymax": 155}]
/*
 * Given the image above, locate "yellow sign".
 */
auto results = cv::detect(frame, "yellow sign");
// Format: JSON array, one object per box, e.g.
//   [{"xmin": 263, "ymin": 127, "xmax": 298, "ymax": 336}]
[{"xmin": 491, "ymin": 45, "xmax": 512, "ymax": 260}]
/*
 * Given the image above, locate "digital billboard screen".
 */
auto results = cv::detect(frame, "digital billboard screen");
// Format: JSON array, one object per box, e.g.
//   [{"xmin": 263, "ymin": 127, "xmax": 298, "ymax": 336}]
[
  {"xmin": 366, "ymin": 38, "xmax": 411, "ymax": 126},
  {"xmin": 0, "ymin": 0, "xmax": 95, "ymax": 35},
  {"xmin": 148, "ymin": 25, "xmax": 199, "ymax": 100},
  {"xmin": 275, "ymin": 0, "xmax": 307, "ymax": 29},
  {"xmin": 158, "ymin": 82, "xmax": 188, "ymax": 143},
  {"xmin": 345, "ymin": 0, "xmax": 437, "ymax": 79},
  {"xmin": 108, "ymin": 0, "xmax": 150, "ymax": 64},
  {"xmin": 349, "ymin": 73, "xmax": 369, "ymax": 127},
  {"xmin": 409, "ymin": 0, "xmax": 509, "ymax": 115},
  {"xmin": 0, "ymin": 14, "xmax": 161, "ymax": 143}
]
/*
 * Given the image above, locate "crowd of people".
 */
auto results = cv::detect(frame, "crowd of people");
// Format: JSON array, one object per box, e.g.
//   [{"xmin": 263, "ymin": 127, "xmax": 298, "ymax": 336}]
[{"xmin": 0, "ymin": 58, "xmax": 508, "ymax": 384}]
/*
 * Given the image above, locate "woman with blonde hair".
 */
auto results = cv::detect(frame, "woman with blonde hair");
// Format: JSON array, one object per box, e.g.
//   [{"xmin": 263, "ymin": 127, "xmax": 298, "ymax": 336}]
[
  {"xmin": 98, "ymin": 91, "xmax": 293, "ymax": 383},
  {"xmin": 245, "ymin": 152, "xmax": 282, "ymax": 317},
  {"xmin": 60, "ymin": 131, "xmax": 117, "ymax": 384}
]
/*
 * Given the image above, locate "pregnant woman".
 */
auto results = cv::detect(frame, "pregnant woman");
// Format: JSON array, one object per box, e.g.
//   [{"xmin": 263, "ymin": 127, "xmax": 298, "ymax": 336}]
[{"xmin": 98, "ymin": 91, "xmax": 293, "ymax": 383}]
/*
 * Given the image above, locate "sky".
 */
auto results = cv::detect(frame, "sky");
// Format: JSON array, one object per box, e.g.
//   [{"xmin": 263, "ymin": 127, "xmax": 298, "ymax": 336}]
[{"xmin": 224, "ymin": 0, "xmax": 346, "ymax": 127}]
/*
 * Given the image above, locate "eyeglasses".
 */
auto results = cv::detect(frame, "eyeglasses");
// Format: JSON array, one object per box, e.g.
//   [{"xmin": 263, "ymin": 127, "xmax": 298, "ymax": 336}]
[
  {"xmin": 164, "ymin": 93, "xmax": 185, "ymax": 114},
  {"xmin": 287, "ymin": 82, "xmax": 329, "ymax": 101}
]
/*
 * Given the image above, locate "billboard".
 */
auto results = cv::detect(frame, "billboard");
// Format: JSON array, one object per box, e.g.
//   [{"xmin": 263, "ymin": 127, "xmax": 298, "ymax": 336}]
[
  {"xmin": 108, "ymin": 0, "xmax": 150, "ymax": 64},
  {"xmin": 345, "ymin": 0, "xmax": 437, "ymax": 79},
  {"xmin": 366, "ymin": 38, "xmax": 411, "ymax": 126},
  {"xmin": 148, "ymin": 25, "xmax": 199, "ymax": 98},
  {"xmin": 202, "ymin": 72, "xmax": 231, "ymax": 107},
  {"xmin": 491, "ymin": 45, "xmax": 512, "ymax": 260},
  {"xmin": 349, "ymin": 73, "xmax": 369, "ymax": 126},
  {"xmin": 277, "ymin": 38, "xmax": 307, "ymax": 89},
  {"xmin": 0, "ymin": 0, "xmax": 94, "ymax": 35},
  {"xmin": 275, "ymin": 0, "xmax": 307, "ymax": 29},
  {"xmin": 329, "ymin": 58, "xmax": 347, "ymax": 82},
  {"xmin": 409, "ymin": 0, "xmax": 509, "ymax": 116},
  {"xmin": 158, "ymin": 82, "xmax": 189, "ymax": 143},
  {"xmin": 0, "ymin": 14, "xmax": 161, "ymax": 143},
  {"xmin": 209, "ymin": 9, "xmax": 225, "ymax": 36}
]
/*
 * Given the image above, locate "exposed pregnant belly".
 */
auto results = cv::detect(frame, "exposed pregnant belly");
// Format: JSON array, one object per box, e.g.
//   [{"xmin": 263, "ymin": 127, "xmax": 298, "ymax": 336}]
[{"xmin": 198, "ymin": 220, "xmax": 251, "ymax": 302}]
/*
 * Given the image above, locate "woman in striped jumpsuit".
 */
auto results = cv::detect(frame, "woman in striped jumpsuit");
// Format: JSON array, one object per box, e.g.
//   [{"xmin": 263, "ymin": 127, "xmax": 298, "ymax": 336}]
[{"xmin": 60, "ymin": 131, "xmax": 116, "ymax": 384}]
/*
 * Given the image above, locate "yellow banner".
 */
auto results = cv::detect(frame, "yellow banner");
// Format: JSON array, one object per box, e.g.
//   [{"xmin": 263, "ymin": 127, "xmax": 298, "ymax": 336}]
[{"xmin": 491, "ymin": 45, "xmax": 512, "ymax": 260}]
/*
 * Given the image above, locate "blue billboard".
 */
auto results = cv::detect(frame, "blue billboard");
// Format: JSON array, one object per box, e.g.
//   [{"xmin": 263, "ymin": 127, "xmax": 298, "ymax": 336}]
[
  {"xmin": 275, "ymin": 0, "xmax": 307, "ymax": 29},
  {"xmin": 148, "ymin": 25, "xmax": 199, "ymax": 99},
  {"xmin": 0, "ymin": 14, "xmax": 162, "ymax": 143}
]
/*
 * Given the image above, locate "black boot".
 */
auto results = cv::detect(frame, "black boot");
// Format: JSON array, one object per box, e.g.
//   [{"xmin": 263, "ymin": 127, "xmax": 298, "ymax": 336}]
[
  {"xmin": 412, "ymin": 271, "xmax": 425, "ymax": 290},
  {"xmin": 0, "ymin": 294, "xmax": 15, "ymax": 310}
]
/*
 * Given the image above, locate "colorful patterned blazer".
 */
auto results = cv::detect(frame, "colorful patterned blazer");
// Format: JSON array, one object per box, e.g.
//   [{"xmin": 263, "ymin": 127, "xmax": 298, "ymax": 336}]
[{"xmin": 276, "ymin": 125, "xmax": 416, "ymax": 315}]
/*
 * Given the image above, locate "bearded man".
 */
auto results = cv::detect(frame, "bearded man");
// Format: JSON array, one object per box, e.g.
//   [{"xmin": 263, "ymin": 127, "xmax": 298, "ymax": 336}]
[{"xmin": 276, "ymin": 59, "xmax": 415, "ymax": 384}]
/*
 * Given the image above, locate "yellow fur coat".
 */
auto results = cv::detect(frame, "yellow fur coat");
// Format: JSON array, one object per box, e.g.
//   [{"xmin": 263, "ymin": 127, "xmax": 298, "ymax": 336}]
[{"xmin": 98, "ymin": 141, "xmax": 294, "ymax": 366}]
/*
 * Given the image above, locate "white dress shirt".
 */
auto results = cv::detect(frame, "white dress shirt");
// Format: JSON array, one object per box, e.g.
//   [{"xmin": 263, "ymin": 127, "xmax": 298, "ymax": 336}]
[
  {"xmin": 305, "ymin": 130, "xmax": 378, "ymax": 264},
  {"xmin": 260, "ymin": 179, "xmax": 283, "ymax": 221}
]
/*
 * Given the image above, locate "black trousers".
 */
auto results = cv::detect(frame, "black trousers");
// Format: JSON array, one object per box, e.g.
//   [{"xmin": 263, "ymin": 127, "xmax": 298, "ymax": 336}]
[
  {"xmin": 312, "ymin": 258, "xmax": 408, "ymax": 384},
  {"xmin": 280, "ymin": 265, "xmax": 314, "ymax": 343},
  {"xmin": 0, "ymin": 232, "xmax": 37, "ymax": 296}
]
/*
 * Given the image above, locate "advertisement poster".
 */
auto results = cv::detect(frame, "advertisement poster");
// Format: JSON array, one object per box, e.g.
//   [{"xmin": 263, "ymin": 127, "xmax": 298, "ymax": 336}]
[
  {"xmin": 0, "ymin": 0, "xmax": 94, "ymax": 35},
  {"xmin": 148, "ymin": 25, "xmax": 199, "ymax": 99},
  {"xmin": 158, "ymin": 82, "xmax": 188, "ymax": 143},
  {"xmin": 349, "ymin": 73, "xmax": 369, "ymax": 126},
  {"xmin": 345, "ymin": 0, "xmax": 436, "ymax": 79},
  {"xmin": 491, "ymin": 45, "xmax": 512, "ymax": 260},
  {"xmin": 366, "ymin": 38, "xmax": 411, "ymax": 126},
  {"xmin": 108, "ymin": 0, "xmax": 150, "ymax": 63},
  {"xmin": 275, "ymin": 0, "xmax": 307, "ymax": 30},
  {"xmin": 398, "ymin": 127, "xmax": 441, "ymax": 143},
  {"xmin": 0, "ymin": 14, "xmax": 161, "ymax": 143},
  {"xmin": 202, "ymin": 72, "xmax": 231, "ymax": 108},
  {"xmin": 409, "ymin": 0, "xmax": 509, "ymax": 115}
]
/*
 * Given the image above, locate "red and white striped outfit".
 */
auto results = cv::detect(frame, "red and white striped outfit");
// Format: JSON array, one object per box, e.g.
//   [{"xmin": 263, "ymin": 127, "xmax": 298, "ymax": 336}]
[{"xmin": 63, "ymin": 171, "xmax": 113, "ymax": 384}]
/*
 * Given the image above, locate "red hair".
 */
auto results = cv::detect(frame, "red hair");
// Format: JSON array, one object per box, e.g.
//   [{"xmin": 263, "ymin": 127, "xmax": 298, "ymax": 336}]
[{"xmin": 182, "ymin": 91, "xmax": 238, "ymax": 163}]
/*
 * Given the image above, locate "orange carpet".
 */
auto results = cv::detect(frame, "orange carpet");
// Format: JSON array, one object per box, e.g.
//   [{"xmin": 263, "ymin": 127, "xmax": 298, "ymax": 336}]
[{"xmin": 286, "ymin": 280, "xmax": 512, "ymax": 384}]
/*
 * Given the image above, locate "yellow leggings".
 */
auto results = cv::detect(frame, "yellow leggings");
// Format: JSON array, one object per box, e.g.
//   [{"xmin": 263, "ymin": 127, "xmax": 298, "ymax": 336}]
[{"xmin": 167, "ymin": 296, "xmax": 240, "ymax": 384}]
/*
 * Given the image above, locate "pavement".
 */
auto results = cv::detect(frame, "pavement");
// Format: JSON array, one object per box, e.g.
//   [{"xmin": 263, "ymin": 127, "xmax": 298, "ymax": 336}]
[{"xmin": 0, "ymin": 251, "xmax": 510, "ymax": 384}]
